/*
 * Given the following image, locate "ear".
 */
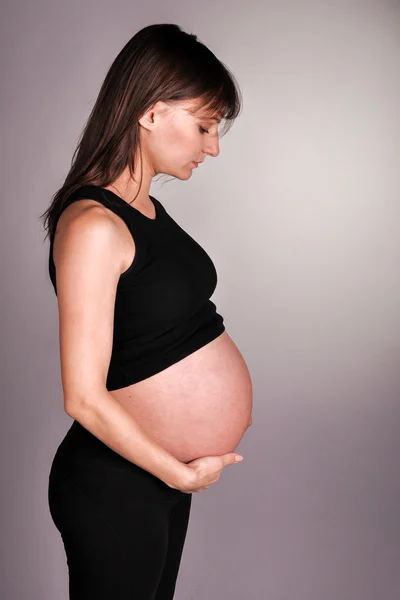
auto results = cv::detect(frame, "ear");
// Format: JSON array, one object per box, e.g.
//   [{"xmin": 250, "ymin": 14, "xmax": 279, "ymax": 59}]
[{"xmin": 138, "ymin": 101, "xmax": 169, "ymax": 131}]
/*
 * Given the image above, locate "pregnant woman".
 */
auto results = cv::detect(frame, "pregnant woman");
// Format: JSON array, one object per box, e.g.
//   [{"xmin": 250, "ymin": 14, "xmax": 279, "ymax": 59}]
[{"xmin": 42, "ymin": 23, "xmax": 253, "ymax": 600}]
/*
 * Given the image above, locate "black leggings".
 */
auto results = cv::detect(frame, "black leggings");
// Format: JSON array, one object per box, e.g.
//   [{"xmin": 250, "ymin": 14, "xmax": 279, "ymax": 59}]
[{"xmin": 48, "ymin": 420, "xmax": 192, "ymax": 600}]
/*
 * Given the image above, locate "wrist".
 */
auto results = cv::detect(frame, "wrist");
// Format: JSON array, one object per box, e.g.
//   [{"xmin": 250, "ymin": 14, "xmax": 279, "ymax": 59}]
[{"xmin": 166, "ymin": 461, "xmax": 193, "ymax": 490}]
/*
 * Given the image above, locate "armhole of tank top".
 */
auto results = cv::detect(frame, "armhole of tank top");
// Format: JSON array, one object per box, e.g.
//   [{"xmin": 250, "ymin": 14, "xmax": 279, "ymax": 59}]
[{"xmin": 117, "ymin": 224, "xmax": 142, "ymax": 283}]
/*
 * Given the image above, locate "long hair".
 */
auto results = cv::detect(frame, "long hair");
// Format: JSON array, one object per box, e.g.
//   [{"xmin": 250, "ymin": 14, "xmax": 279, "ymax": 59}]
[{"xmin": 39, "ymin": 23, "xmax": 242, "ymax": 242}]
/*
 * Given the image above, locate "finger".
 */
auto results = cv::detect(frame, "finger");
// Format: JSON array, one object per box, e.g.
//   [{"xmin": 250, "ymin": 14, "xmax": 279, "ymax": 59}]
[{"xmin": 223, "ymin": 452, "xmax": 243, "ymax": 466}]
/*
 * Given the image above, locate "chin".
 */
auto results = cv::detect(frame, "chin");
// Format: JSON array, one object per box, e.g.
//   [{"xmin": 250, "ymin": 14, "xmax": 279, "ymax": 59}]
[
  {"xmin": 162, "ymin": 164, "xmax": 194, "ymax": 180},
  {"xmin": 176, "ymin": 166, "xmax": 194, "ymax": 180}
]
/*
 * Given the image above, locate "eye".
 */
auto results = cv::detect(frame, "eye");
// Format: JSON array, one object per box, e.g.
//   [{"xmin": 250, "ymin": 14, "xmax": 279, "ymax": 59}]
[{"xmin": 199, "ymin": 126, "xmax": 209, "ymax": 134}]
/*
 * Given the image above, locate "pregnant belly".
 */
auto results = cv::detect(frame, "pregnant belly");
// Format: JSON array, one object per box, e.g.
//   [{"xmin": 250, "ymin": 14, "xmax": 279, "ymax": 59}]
[{"xmin": 109, "ymin": 331, "xmax": 253, "ymax": 463}]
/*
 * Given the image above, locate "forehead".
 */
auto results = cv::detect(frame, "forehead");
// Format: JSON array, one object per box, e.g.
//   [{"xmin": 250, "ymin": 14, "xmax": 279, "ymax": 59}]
[{"xmin": 180, "ymin": 98, "xmax": 223, "ymax": 123}]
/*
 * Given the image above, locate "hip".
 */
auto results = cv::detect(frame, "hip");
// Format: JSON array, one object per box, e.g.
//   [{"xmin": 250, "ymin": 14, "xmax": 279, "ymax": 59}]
[{"xmin": 48, "ymin": 420, "xmax": 186, "ymax": 506}]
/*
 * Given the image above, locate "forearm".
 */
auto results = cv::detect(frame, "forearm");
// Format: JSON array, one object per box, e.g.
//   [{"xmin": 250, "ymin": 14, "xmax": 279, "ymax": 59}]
[{"xmin": 66, "ymin": 390, "xmax": 189, "ymax": 489}]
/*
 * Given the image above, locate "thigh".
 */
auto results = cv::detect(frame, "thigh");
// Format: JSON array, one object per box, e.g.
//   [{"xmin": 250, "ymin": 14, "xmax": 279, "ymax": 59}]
[
  {"xmin": 49, "ymin": 468, "xmax": 172, "ymax": 600},
  {"xmin": 154, "ymin": 493, "xmax": 193, "ymax": 600}
]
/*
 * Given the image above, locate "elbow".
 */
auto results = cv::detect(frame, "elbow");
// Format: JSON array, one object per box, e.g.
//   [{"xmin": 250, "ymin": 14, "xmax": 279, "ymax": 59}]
[
  {"xmin": 63, "ymin": 384, "xmax": 107, "ymax": 418},
  {"xmin": 64, "ymin": 394, "xmax": 92, "ymax": 419},
  {"xmin": 64, "ymin": 399, "xmax": 83, "ymax": 419}
]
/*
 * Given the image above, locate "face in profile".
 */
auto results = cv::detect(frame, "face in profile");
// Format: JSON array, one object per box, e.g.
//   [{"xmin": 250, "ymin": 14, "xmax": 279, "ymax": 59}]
[{"xmin": 138, "ymin": 98, "xmax": 222, "ymax": 179}]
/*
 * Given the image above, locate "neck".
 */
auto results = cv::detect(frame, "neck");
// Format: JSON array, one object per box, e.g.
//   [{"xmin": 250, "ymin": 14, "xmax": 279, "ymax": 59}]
[{"xmin": 107, "ymin": 165, "xmax": 153, "ymax": 207}]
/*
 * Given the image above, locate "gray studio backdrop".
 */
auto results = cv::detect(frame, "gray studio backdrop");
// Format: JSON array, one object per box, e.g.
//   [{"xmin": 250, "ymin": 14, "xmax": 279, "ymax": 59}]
[{"xmin": 1, "ymin": 1, "xmax": 399, "ymax": 599}]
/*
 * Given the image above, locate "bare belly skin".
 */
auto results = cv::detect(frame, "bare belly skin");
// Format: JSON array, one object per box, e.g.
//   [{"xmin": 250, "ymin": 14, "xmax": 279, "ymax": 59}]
[{"xmin": 109, "ymin": 331, "xmax": 253, "ymax": 463}]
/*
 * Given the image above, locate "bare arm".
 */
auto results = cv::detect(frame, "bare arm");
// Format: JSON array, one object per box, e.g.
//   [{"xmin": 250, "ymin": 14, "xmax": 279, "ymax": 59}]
[{"xmin": 53, "ymin": 202, "xmax": 191, "ymax": 489}]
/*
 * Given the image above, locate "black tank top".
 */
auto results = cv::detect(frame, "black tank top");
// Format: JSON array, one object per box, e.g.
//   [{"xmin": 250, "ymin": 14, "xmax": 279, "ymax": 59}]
[{"xmin": 48, "ymin": 185, "xmax": 225, "ymax": 391}]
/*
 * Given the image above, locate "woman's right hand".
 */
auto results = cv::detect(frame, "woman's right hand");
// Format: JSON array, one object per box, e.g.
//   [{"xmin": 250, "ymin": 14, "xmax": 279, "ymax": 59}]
[{"xmin": 170, "ymin": 453, "xmax": 244, "ymax": 493}]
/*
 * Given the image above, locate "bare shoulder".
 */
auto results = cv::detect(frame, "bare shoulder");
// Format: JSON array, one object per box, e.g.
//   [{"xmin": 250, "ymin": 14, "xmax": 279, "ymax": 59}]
[
  {"xmin": 53, "ymin": 199, "xmax": 124, "ymax": 273},
  {"xmin": 55, "ymin": 198, "xmax": 117, "ymax": 239}
]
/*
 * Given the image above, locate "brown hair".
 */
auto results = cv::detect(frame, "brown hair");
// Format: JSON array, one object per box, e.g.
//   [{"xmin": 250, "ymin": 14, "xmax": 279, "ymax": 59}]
[{"xmin": 39, "ymin": 23, "xmax": 243, "ymax": 242}]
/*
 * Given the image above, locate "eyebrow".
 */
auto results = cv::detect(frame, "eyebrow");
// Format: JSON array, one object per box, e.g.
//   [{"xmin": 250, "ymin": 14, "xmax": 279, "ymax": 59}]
[{"xmin": 199, "ymin": 116, "xmax": 222, "ymax": 123}]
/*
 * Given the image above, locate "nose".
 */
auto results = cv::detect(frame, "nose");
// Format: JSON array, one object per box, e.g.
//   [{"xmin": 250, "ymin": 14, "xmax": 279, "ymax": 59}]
[{"xmin": 203, "ymin": 136, "xmax": 220, "ymax": 158}]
